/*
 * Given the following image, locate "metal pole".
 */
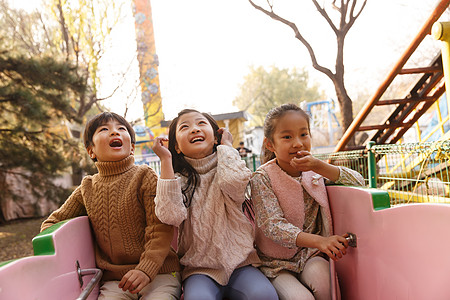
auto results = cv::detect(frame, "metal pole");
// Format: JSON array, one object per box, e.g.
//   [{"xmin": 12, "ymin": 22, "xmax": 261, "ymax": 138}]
[
  {"xmin": 367, "ymin": 141, "xmax": 377, "ymax": 188},
  {"xmin": 432, "ymin": 21, "xmax": 450, "ymax": 123}
]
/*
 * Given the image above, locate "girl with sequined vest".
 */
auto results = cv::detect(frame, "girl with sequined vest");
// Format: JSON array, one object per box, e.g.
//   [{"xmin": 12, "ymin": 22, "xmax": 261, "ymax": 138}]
[{"xmin": 250, "ymin": 104, "xmax": 364, "ymax": 300}]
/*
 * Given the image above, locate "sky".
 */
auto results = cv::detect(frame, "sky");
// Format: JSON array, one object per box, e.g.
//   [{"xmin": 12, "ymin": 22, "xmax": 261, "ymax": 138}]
[
  {"xmin": 101, "ymin": 0, "xmax": 440, "ymax": 122},
  {"xmin": 10, "ymin": 0, "xmax": 442, "ymax": 122}
]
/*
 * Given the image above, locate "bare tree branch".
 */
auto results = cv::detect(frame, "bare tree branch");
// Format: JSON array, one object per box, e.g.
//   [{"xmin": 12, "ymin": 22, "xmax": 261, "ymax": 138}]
[
  {"xmin": 56, "ymin": 0, "xmax": 70, "ymax": 60},
  {"xmin": 248, "ymin": 0, "xmax": 334, "ymax": 80},
  {"xmin": 311, "ymin": 0, "xmax": 338, "ymax": 34},
  {"xmin": 39, "ymin": 13, "xmax": 56, "ymax": 53},
  {"xmin": 345, "ymin": 0, "xmax": 367, "ymax": 33},
  {"xmin": 249, "ymin": 0, "xmax": 368, "ymax": 139}
]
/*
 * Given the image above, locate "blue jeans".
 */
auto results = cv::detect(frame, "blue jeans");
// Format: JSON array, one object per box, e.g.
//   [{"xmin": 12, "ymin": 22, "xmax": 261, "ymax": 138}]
[{"xmin": 183, "ymin": 266, "xmax": 278, "ymax": 300}]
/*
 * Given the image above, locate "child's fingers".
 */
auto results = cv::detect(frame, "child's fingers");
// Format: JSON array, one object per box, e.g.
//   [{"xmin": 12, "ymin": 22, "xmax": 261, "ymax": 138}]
[
  {"xmin": 130, "ymin": 281, "xmax": 145, "ymax": 294},
  {"xmin": 118, "ymin": 272, "xmax": 129, "ymax": 289},
  {"xmin": 290, "ymin": 156, "xmax": 312, "ymax": 170},
  {"xmin": 121, "ymin": 279, "xmax": 133, "ymax": 292},
  {"xmin": 331, "ymin": 239, "xmax": 348, "ymax": 259},
  {"xmin": 295, "ymin": 150, "xmax": 311, "ymax": 157},
  {"xmin": 155, "ymin": 136, "xmax": 168, "ymax": 145},
  {"xmin": 327, "ymin": 250, "xmax": 338, "ymax": 261},
  {"xmin": 120, "ymin": 272, "xmax": 137, "ymax": 292},
  {"xmin": 218, "ymin": 127, "xmax": 233, "ymax": 145},
  {"xmin": 333, "ymin": 244, "xmax": 346, "ymax": 257},
  {"xmin": 328, "ymin": 244, "xmax": 343, "ymax": 259},
  {"xmin": 129, "ymin": 273, "xmax": 150, "ymax": 294},
  {"xmin": 337, "ymin": 242, "xmax": 347, "ymax": 255},
  {"xmin": 118, "ymin": 278, "xmax": 128, "ymax": 291},
  {"xmin": 339, "ymin": 235, "xmax": 349, "ymax": 248}
]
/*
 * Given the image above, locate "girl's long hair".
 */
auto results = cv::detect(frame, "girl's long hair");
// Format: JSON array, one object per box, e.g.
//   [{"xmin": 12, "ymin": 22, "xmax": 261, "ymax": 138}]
[
  {"xmin": 261, "ymin": 103, "xmax": 311, "ymax": 164},
  {"xmin": 168, "ymin": 109, "xmax": 221, "ymax": 207}
]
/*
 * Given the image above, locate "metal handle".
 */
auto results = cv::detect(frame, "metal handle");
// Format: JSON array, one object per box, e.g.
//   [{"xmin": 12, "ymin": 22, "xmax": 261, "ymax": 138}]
[
  {"xmin": 76, "ymin": 260, "xmax": 103, "ymax": 300},
  {"xmin": 346, "ymin": 232, "xmax": 357, "ymax": 248}
]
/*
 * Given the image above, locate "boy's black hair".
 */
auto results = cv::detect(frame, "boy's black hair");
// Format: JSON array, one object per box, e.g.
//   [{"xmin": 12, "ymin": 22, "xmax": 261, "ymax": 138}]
[
  {"xmin": 168, "ymin": 109, "xmax": 221, "ymax": 207},
  {"xmin": 83, "ymin": 112, "xmax": 136, "ymax": 162}
]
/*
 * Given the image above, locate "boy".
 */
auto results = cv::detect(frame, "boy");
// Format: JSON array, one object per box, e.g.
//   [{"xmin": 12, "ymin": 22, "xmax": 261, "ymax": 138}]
[{"xmin": 41, "ymin": 112, "xmax": 181, "ymax": 299}]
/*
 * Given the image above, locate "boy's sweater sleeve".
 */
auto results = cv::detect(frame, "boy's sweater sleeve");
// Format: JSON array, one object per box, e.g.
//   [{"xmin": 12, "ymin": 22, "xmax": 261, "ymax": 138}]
[
  {"xmin": 155, "ymin": 177, "xmax": 187, "ymax": 226},
  {"xmin": 136, "ymin": 169, "xmax": 177, "ymax": 280},
  {"xmin": 216, "ymin": 145, "xmax": 252, "ymax": 204},
  {"xmin": 40, "ymin": 183, "xmax": 87, "ymax": 232}
]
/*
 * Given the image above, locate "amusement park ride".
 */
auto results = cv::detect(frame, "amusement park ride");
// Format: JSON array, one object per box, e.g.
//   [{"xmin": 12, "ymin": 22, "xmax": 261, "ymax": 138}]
[
  {"xmin": 335, "ymin": 0, "xmax": 450, "ymax": 151},
  {"xmin": 2, "ymin": 1, "xmax": 450, "ymax": 299}
]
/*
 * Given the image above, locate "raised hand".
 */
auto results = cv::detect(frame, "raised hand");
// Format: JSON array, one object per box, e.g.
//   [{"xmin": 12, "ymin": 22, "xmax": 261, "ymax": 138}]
[
  {"xmin": 152, "ymin": 136, "xmax": 172, "ymax": 160},
  {"xmin": 218, "ymin": 127, "xmax": 233, "ymax": 147},
  {"xmin": 290, "ymin": 150, "xmax": 318, "ymax": 172},
  {"xmin": 290, "ymin": 150, "xmax": 341, "ymax": 181}
]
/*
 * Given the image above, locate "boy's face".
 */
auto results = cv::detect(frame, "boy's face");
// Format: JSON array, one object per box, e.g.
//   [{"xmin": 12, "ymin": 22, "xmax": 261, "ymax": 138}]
[{"xmin": 87, "ymin": 119, "xmax": 135, "ymax": 162}]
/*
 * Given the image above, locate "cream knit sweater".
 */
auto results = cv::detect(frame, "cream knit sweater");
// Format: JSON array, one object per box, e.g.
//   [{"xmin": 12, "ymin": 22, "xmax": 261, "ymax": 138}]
[
  {"xmin": 41, "ymin": 156, "xmax": 180, "ymax": 281},
  {"xmin": 155, "ymin": 145, "xmax": 260, "ymax": 285}
]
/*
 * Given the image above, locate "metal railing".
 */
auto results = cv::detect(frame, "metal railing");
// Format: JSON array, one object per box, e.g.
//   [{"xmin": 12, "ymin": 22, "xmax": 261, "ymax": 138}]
[
  {"xmin": 135, "ymin": 140, "xmax": 450, "ymax": 206},
  {"xmin": 316, "ymin": 140, "xmax": 450, "ymax": 205}
]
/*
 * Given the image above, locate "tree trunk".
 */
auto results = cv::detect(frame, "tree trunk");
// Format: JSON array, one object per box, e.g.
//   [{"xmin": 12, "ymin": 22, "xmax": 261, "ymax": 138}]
[{"xmin": 334, "ymin": 78, "xmax": 355, "ymax": 146}]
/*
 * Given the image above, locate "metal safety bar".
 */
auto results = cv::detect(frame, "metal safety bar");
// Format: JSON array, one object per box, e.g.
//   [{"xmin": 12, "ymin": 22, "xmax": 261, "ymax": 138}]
[{"xmin": 76, "ymin": 260, "xmax": 103, "ymax": 300}]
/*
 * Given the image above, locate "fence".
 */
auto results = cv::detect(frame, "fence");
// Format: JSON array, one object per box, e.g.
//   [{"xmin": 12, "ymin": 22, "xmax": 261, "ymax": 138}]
[
  {"xmin": 136, "ymin": 140, "xmax": 450, "ymax": 206},
  {"xmin": 315, "ymin": 140, "xmax": 450, "ymax": 205}
]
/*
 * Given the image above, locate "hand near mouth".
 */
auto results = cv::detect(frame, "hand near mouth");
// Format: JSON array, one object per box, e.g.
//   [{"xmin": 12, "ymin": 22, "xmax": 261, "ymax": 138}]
[{"xmin": 290, "ymin": 150, "xmax": 317, "ymax": 172}]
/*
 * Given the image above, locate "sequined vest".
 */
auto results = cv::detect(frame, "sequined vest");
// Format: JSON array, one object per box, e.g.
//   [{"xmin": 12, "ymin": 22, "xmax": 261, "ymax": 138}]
[{"xmin": 255, "ymin": 159, "xmax": 333, "ymax": 259}]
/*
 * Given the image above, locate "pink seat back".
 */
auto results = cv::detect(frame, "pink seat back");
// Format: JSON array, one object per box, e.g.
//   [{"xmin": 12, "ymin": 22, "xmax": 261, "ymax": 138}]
[
  {"xmin": 0, "ymin": 216, "xmax": 98, "ymax": 300},
  {"xmin": 328, "ymin": 186, "xmax": 450, "ymax": 300}
]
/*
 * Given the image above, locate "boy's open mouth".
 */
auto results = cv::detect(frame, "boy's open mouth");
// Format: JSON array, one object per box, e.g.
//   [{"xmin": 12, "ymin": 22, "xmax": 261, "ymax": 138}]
[
  {"xmin": 110, "ymin": 139, "xmax": 123, "ymax": 147},
  {"xmin": 190, "ymin": 136, "xmax": 204, "ymax": 143}
]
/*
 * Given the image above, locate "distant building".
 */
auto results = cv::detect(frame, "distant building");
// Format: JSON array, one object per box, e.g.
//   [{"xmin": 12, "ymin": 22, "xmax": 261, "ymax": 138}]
[{"xmin": 244, "ymin": 126, "xmax": 263, "ymax": 155}]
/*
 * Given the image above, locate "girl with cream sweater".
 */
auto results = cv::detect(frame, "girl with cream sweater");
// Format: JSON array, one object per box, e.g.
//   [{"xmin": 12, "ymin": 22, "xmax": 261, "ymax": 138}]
[{"xmin": 153, "ymin": 109, "xmax": 278, "ymax": 300}]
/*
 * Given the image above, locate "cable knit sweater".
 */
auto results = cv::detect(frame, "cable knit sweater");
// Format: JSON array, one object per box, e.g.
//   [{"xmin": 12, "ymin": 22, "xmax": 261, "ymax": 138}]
[
  {"xmin": 41, "ymin": 155, "xmax": 180, "ymax": 282},
  {"xmin": 155, "ymin": 145, "xmax": 260, "ymax": 285}
]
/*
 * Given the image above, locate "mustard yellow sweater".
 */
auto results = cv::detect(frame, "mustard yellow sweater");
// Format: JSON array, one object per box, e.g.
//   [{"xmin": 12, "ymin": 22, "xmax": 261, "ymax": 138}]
[{"xmin": 41, "ymin": 155, "xmax": 180, "ymax": 281}]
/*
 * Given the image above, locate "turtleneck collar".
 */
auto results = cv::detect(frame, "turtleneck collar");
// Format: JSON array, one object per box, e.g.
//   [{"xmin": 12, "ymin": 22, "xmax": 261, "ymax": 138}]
[
  {"xmin": 95, "ymin": 155, "xmax": 135, "ymax": 177},
  {"xmin": 184, "ymin": 151, "xmax": 217, "ymax": 174}
]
